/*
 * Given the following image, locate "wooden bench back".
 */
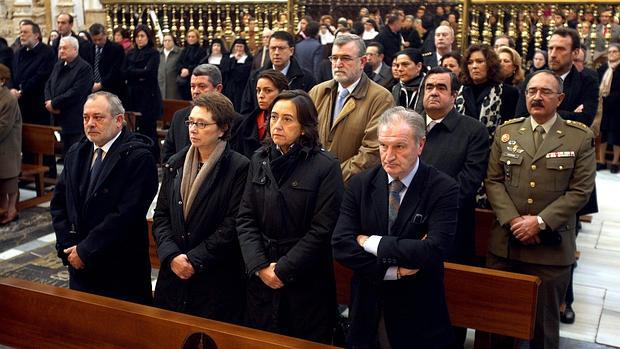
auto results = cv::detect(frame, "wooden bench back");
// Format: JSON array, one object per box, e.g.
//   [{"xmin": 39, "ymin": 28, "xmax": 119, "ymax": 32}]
[
  {"xmin": 0, "ymin": 278, "xmax": 338, "ymax": 349},
  {"xmin": 22, "ymin": 123, "xmax": 59, "ymax": 158},
  {"xmin": 333, "ymin": 261, "xmax": 539, "ymax": 340},
  {"xmin": 163, "ymin": 99, "xmax": 191, "ymax": 127}
]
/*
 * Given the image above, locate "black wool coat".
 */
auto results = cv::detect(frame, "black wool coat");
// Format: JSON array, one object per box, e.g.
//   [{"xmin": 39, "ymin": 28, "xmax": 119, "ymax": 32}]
[
  {"xmin": 237, "ymin": 145, "xmax": 344, "ymax": 343},
  {"xmin": 51, "ymin": 129, "xmax": 158, "ymax": 305},
  {"xmin": 229, "ymin": 108, "xmax": 264, "ymax": 159},
  {"xmin": 123, "ymin": 46, "xmax": 163, "ymax": 122},
  {"xmin": 86, "ymin": 40, "xmax": 127, "ymax": 102},
  {"xmin": 153, "ymin": 144, "xmax": 249, "ymax": 323}
]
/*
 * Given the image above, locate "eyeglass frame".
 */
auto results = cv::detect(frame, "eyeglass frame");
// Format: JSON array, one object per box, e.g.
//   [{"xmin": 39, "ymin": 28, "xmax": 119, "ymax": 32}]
[{"xmin": 185, "ymin": 120, "xmax": 218, "ymax": 129}]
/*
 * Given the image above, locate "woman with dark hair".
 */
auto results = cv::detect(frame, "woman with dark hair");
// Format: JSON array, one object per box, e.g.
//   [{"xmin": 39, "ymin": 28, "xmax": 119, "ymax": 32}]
[
  {"xmin": 497, "ymin": 46, "xmax": 525, "ymax": 87},
  {"xmin": 526, "ymin": 49, "xmax": 548, "ymax": 78},
  {"xmin": 440, "ymin": 51, "xmax": 462, "ymax": 80},
  {"xmin": 456, "ymin": 44, "xmax": 518, "ymax": 140},
  {"xmin": 153, "ymin": 92, "xmax": 248, "ymax": 322},
  {"xmin": 392, "ymin": 48, "xmax": 426, "ymax": 109},
  {"xmin": 231, "ymin": 69, "xmax": 288, "ymax": 158},
  {"xmin": 122, "ymin": 24, "xmax": 163, "ymax": 159},
  {"xmin": 113, "ymin": 27, "xmax": 132, "ymax": 53},
  {"xmin": 237, "ymin": 90, "xmax": 344, "ymax": 343},
  {"xmin": 0, "ymin": 64, "xmax": 21, "ymax": 225},
  {"xmin": 223, "ymin": 38, "xmax": 253, "ymax": 112},
  {"xmin": 176, "ymin": 29, "xmax": 206, "ymax": 100}
]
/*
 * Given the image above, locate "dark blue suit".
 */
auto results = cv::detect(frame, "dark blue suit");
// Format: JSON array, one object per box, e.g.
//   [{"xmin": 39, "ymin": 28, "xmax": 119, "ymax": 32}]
[{"xmin": 332, "ymin": 161, "xmax": 458, "ymax": 349}]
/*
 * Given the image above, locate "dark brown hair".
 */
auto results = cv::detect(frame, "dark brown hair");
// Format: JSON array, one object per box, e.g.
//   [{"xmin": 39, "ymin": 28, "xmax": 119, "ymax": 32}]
[
  {"xmin": 265, "ymin": 90, "xmax": 320, "ymax": 149},
  {"xmin": 461, "ymin": 44, "xmax": 501, "ymax": 85},
  {"xmin": 192, "ymin": 92, "xmax": 237, "ymax": 140}
]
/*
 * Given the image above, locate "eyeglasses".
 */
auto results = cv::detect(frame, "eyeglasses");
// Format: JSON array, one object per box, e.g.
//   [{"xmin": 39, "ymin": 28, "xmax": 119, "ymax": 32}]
[
  {"xmin": 185, "ymin": 120, "xmax": 217, "ymax": 129},
  {"xmin": 526, "ymin": 88, "xmax": 562, "ymax": 97},
  {"xmin": 328, "ymin": 55, "xmax": 359, "ymax": 63}
]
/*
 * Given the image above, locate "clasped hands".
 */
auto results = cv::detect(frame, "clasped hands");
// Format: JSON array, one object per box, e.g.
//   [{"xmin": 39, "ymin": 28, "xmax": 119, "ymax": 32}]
[
  {"xmin": 45, "ymin": 100, "xmax": 60, "ymax": 114},
  {"xmin": 63, "ymin": 245, "xmax": 85, "ymax": 269},
  {"xmin": 258, "ymin": 262, "xmax": 284, "ymax": 289},
  {"xmin": 510, "ymin": 215, "xmax": 541, "ymax": 245},
  {"xmin": 171, "ymin": 254, "xmax": 195, "ymax": 280},
  {"xmin": 356, "ymin": 234, "xmax": 419, "ymax": 279}
]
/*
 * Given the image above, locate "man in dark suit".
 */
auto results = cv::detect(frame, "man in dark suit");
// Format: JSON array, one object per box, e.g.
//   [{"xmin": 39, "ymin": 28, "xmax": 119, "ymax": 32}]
[
  {"xmin": 332, "ymin": 106, "xmax": 458, "ymax": 349},
  {"xmin": 88, "ymin": 23, "xmax": 125, "ymax": 100},
  {"xmin": 51, "ymin": 13, "xmax": 92, "ymax": 62},
  {"xmin": 516, "ymin": 28, "xmax": 599, "ymax": 126},
  {"xmin": 294, "ymin": 21, "xmax": 323, "ymax": 80},
  {"xmin": 161, "ymin": 64, "xmax": 223, "ymax": 161},
  {"xmin": 251, "ymin": 28, "xmax": 273, "ymax": 71},
  {"xmin": 240, "ymin": 31, "xmax": 316, "ymax": 115},
  {"xmin": 9, "ymin": 20, "xmax": 55, "ymax": 125},
  {"xmin": 44, "ymin": 36, "xmax": 93, "ymax": 154},
  {"xmin": 51, "ymin": 91, "xmax": 158, "ymax": 305},
  {"xmin": 422, "ymin": 25, "xmax": 454, "ymax": 69},
  {"xmin": 374, "ymin": 14, "xmax": 403, "ymax": 66},
  {"xmin": 365, "ymin": 41, "xmax": 393, "ymax": 88}
]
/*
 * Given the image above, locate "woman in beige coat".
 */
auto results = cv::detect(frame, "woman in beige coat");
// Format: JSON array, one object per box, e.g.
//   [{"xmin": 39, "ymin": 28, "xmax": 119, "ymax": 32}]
[{"xmin": 0, "ymin": 63, "xmax": 22, "ymax": 224}]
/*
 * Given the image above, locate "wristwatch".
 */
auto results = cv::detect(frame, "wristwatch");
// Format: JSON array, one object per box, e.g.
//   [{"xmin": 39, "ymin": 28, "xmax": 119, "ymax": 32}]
[{"xmin": 537, "ymin": 216, "xmax": 547, "ymax": 230}]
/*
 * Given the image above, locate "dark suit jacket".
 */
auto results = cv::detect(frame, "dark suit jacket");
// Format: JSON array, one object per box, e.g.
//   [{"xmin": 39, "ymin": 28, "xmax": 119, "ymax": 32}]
[
  {"xmin": 294, "ymin": 37, "xmax": 323, "ymax": 79},
  {"xmin": 371, "ymin": 61, "xmax": 393, "ymax": 89},
  {"xmin": 422, "ymin": 51, "xmax": 439, "ymax": 68},
  {"xmin": 10, "ymin": 42, "xmax": 56, "ymax": 124},
  {"xmin": 516, "ymin": 65, "xmax": 599, "ymax": 125},
  {"xmin": 251, "ymin": 45, "xmax": 271, "ymax": 71},
  {"xmin": 161, "ymin": 105, "xmax": 191, "ymax": 162},
  {"xmin": 332, "ymin": 162, "xmax": 458, "ymax": 349},
  {"xmin": 87, "ymin": 40, "xmax": 126, "ymax": 100},
  {"xmin": 421, "ymin": 109, "xmax": 489, "ymax": 262},
  {"xmin": 50, "ymin": 129, "xmax": 158, "ymax": 304},
  {"xmin": 44, "ymin": 57, "xmax": 94, "ymax": 134},
  {"xmin": 374, "ymin": 26, "xmax": 402, "ymax": 66}
]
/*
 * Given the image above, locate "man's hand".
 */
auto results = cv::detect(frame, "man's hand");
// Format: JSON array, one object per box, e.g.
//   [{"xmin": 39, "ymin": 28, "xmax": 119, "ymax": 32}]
[
  {"xmin": 63, "ymin": 245, "xmax": 85, "ymax": 269},
  {"xmin": 258, "ymin": 262, "xmax": 284, "ymax": 289},
  {"xmin": 510, "ymin": 215, "xmax": 540, "ymax": 244},
  {"xmin": 574, "ymin": 104, "xmax": 584, "ymax": 113},
  {"xmin": 356, "ymin": 234, "xmax": 369, "ymax": 247},
  {"xmin": 45, "ymin": 100, "xmax": 60, "ymax": 114},
  {"xmin": 398, "ymin": 267, "xmax": 419, "ymax": 278},
  {"xmin": 92, "ymin": 82, "xmax": 102, "ymax": 92},
  {"xmin": 10, "ymin": 89, "xmax": 21, "ymax": 99},
  {"xmin": 170, "ymin": 254, "xmax": 195, "ymax": 280},
  {"xmin": 180, "ymin": 68, "xmax": 190, "ymax": 78}
]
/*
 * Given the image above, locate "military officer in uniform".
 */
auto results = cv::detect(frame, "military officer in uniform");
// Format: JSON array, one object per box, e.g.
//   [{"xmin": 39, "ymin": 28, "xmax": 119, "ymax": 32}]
[{"xmin": 485, "ymin": 70, "xmax": 595, "ymax": 349}]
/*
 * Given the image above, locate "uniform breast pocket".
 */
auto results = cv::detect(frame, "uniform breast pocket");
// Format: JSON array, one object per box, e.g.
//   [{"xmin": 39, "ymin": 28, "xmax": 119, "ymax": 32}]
[
  {"xmin": 546, "ymin": 157, "xmax": 575, "ymax": 191},
  {"xmin": 500, "ymin": 154, "xmax": 523, "ymax": 187}
]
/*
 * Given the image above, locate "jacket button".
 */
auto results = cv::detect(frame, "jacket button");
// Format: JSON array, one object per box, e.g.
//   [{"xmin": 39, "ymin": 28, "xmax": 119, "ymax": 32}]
[
  {"xmin": 292, "ymin": 181, "xmax": 298, "ymax": 187},
  {"xmin": 178, "ymin": 200, "xmax": 183, "ymax": 205},
  {"xmin": 527, "ymin": 198, "xmax": 534, "ymax": 204},
  {"xmin": 559, "ymin": 165, "xmax": 564, "ymax": 170},
  {"xmin": 507, "ymin": 160, "xmax": 511, "ymax": 165},
  {"xmin": 260, "ymin": 178, "xmax": 265, "ymax": 184},
  {"xmin": 530, "ymin": 182, "xmax": 536, "ymax": 188},
  {"xmin": 262, "ymin": 161, "xmax": 267, "ymax": 165},
  {"xmin": 531, "ymin": 164, "xmax": 537, "ymax": 170}
]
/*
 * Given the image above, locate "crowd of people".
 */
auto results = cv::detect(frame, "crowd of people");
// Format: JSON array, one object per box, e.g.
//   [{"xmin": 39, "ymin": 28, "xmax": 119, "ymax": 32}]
[{"xmin": 0, "ymin": 4, "xmax": 618, "ymax": 349}]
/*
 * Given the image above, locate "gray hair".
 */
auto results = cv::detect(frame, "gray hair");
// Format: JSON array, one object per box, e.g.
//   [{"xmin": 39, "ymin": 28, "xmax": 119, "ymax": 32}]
[
  {"xmin": 378, "ymin": 106, "xmax": 426, "ymax": 142},
  {"xmin": 436, "ymin": 25, "xmax": 455, "ymax": 40},
  {"xmin": 192, "ymin": 64, "xmax": 223, "ymax": 86},
  {"xmin": 87, "ymin": 91, "xmax": 125, "ymax": 116},
  {"xmin": 60, "ymin": 35, "xmax": 79, "ymax": 50},
  {"xmin": 526, "ymin": 70, "xmax": 564, "ymax": 93},
  {"xmin": 333, "ymin": 33, "xmax": 366, "ymax": 56}
]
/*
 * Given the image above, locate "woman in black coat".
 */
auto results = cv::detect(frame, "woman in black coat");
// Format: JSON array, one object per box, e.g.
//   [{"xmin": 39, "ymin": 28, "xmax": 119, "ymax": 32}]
[
  {"xmin": 223, "ymin": 38, "xmax": 253, "ymax": 112},
  {"xmin": 237, "ymin": 90, "xmax": 344, "ymax": 343},
  {"xmin": 230, "ymin": 69, "xmax": 288, "ymax": 158},
  {"xmin": 153, "ymin": 92, "xmax": 248, "ymax": 322},
  {"xmin": 122, "ymin": 25, "xmax": 162, "ymax": 160},
  {"xmin": 176, "ymin": 29, "xmax": 206, "ymax": 100},
  {"xmin": 456, "ymin": 44, "xmax": 518, "ymax": 141}
]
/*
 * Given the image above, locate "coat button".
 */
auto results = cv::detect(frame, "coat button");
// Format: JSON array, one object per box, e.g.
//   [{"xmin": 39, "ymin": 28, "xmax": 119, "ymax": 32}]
[
  {"xmin": 530, "ymin": 182, "xmax": 536, "ymax": 188},
  {"xmin": 531, "ymin": 164, "xmax": 537, "ymax": 170},
  {"xmin": 527, "ymin": 198, "xmax": 534, "ymax": 204},
  {"xmin": 178, "ymin": 200, "xmax": 183, "ymax": 205},
  {"xmin": 559, "ymin": 165, "xmax": 564, "ymax": 170},
  {"xmin": 262, "ymin": 161, "xmax": 267, "ymax": 165},
  {"xmin": 260, "ymin": 178, "xmax": 265, "ymax": 184},
  {"xmin": 292, "ymin": 181, "xmax": 298, "ymax": 187}
]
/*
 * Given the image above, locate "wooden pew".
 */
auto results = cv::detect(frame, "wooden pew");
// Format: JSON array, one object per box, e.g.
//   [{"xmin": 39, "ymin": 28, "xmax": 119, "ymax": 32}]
[
  {"xmin": 474, "ymin": 208, "xmax": 495, "ymax": 258},
  {"xmin": 18, "ymin": 124, "xmax": 60, "ymax": 210},
  {"xmin": 158, "ymin": 99, "xmax": 191, "ymax": 140},
  {"xmin": 0, "ymin": 278, "xmax": 338, "ymax": 349}
]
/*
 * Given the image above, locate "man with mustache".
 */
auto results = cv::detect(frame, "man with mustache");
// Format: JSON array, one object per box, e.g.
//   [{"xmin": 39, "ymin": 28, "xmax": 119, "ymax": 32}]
[{"xmin": 485, "ymin": 70, "xmax": 596, "ymax": 349}]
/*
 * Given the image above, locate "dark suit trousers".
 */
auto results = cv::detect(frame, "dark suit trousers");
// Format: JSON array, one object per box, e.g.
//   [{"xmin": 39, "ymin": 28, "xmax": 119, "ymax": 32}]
[{"xmin": 487, "ymin": 253, "xmax": 571, "ymax": 349}]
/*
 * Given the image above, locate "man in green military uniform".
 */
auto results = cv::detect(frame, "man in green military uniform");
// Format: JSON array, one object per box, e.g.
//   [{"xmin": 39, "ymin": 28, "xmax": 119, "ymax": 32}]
[{"xmin": 485, "ymin": 70, "xmax": 595, "ymax": 349}]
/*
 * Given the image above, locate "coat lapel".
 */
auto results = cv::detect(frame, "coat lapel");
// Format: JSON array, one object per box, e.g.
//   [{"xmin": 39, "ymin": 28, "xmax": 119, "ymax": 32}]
[
  {"xmin": 85, "ymin": 130, "xmax": 125, "ymax": 202},
  {"xmin": 391, "ymin": 162, "xmax": 428, "ymax": 236},
  {"xmin": 371, "ymin": 169, "xmax": 389, "ymax": 236}
]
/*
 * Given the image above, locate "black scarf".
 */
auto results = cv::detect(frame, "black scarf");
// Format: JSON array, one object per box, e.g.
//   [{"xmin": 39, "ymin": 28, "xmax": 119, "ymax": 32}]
[{"xmin": 269, "ymin": 144, "xmax": 303, "ymax": 186}]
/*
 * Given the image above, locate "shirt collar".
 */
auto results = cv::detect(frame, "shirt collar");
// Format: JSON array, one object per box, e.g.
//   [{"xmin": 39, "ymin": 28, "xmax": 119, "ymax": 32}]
[
  {"xmin": 373, "ymin": 62, "xmax": 383, "ymax": 75},
  {"xmin": 93, "ymin": 129, "xmax": 122, "ymax": 155},
  {"xmin": 559, "ymin": 69, "xmax": 570, "ymax": 82},
  {"xmin": 426, "ymin": 114, "xmax": 446, "ymax": 126},
  {"xmin": 275, "ymin": 60, "xmax": 291, "ymax": 75},
  {"xmin": 338, "ymin": 77, "xmax": 362, "ymax": 95},
  {"xmin": 530, "ymin": 113, "xmax": 558, "ymax": 134},
  {"xmin": 387, "ymin": 158, "xmax": 419, "ymax": 188}
]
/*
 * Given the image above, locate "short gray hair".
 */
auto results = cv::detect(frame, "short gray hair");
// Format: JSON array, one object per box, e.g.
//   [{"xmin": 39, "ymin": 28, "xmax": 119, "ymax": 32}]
[
  {"xmin": 378, "ymin": 106, "xmax": 426, "ymax": 142},
  {"xmin": 60, "ymin": 35, "xmax": 79, "ymax": 50},
  {"xmin": 526, "ymin": 70, "xmax": 564, "ymax": 93},
  {"xmin": 333, "ymin": 33, "xmax": 366, "ymax": 56},
  {"xmin": 87, "ymin": 91, "xmax": 125, "ymax": 116},
  {"xmin": 192, "ymin": 64, "xmax": 223, "ymax": 86}
]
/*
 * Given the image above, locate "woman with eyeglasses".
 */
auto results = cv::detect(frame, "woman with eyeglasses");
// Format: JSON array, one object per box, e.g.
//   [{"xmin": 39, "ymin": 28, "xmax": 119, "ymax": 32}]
[
  {"xmin": 237, "ymin": 90, "xmax": 343, "ymax": 343},
  {"xmin": 230, "ymin": 69, "xmax": 288, "ymax": 158},
  {"xmin": 153, "ymin": 92, "xmax": 248, "ymax": 323}
]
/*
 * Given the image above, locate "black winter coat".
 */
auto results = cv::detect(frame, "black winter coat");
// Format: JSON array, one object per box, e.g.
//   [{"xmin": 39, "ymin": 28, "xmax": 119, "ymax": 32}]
[
  {"xmin": 230, "ymin": 108, "xmax": 264, "ymax": 159},
  {"xmin": 153, "ymin": 144, "xmax": 249, "ymax": 322},
  {"xmin": 223, "ymin": 54, "xmax": 253, "ymax": 112},
  {"xmin": 123, "ymin": 46, "xmax": 162, "ymax": 122},
  {"xmin": 237, "ymin": 145, "xmax": 344, "ymax": 343},
  {"xmin": 50, "ymin": 129, "xmax": 158, "ymax": 305}
]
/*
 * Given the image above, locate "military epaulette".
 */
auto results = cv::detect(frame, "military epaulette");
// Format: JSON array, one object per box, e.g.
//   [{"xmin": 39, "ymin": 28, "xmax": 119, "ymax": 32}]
[
  {"xmin": 501, "ymin": 117, "xmax": 525, "ymax": 126},
  {"xmin": 422, "ymin": 52, "xmax": 432, "ymax": 57},
  {"xmin": 565, "ymin": 119, "xmax": 589, "ymax": 131}
]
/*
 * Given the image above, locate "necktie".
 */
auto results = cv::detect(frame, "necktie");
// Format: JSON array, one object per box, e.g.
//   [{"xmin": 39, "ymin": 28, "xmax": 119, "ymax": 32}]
[
  {"xmin": 333, "ymin": 89, "xmax": 349, "ymax": 123},
  {"xmin": 94, "ymin": 46, "xmax": 102, "ymax": 83},
  {"xmin": 87, "ymin": 148, "xmax": 104, "ymax": 197},
  {"xmin": 533, "ymin": 125, "xmax": 545, "ymax": 151},
  {"xmin": 427, "ymin": 120, "xmax": 437, "ymax": 133},
  {"xmin": 388, "ymin": 180, "xmax": 405, "ymax": 235}
]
